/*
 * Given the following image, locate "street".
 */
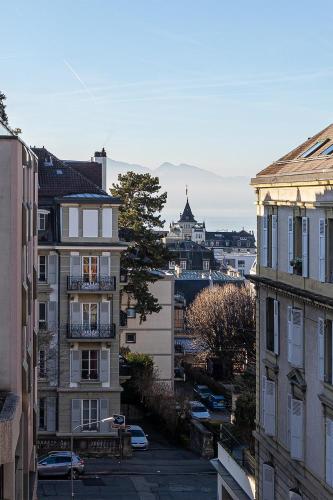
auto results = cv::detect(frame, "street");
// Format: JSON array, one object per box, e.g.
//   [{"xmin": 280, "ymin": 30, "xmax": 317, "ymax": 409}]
[{"xmin": 37, "ymin": 422, "xmax": 217, "ymax": 499}]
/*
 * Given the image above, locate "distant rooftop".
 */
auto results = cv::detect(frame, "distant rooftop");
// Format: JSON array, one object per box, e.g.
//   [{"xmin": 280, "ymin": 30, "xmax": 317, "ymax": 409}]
[{"xmin": 168, "ymin": 270, "xmax": 242, "ymax": 282}]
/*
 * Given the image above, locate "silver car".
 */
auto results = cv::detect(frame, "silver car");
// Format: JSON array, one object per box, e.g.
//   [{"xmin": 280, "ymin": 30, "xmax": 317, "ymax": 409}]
[{"xmin": 38, "ymin": 451, "xmax": 85, "ymax": 478}]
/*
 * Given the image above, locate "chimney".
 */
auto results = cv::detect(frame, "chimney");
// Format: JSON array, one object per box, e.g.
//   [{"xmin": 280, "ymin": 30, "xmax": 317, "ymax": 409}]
[{"xmin": 92, "ymin": 148, "xmax": 108, "ymax": 191}]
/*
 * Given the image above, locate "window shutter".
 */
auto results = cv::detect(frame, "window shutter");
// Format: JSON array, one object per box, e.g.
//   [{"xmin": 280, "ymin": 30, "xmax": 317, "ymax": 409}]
[
  {"xmin": 48, "ymin": 254, "xmax": 57, "ymax": 284},
  {"xmin": 102, "ymin": 208, "xmax": 113, "ymax": 238},
  {"xmin": 262, "ymin": 376, "xmax": 266, "ymax": 426},
  {"xmin": 291, "ymin": 399, "xmax": 304, "ymax": 461},
  {"xmin": 48, "ymin": 301, "xmax": 57, "ymax": 330},
  {"xmin": 70, "ymin": 254, "xmax": 81, "ymax": 278},
  {"xmin": 99, "ymin": 399, "xmax": 110, "ymax": 432},
  {"xmin": 100, "ymin": 255, "xmax": 110, "ymax": 277},
  {"xmin": 46, "ymin": 397, "xmax": 56, "ymax": 432},
  {"xmin": 69, "ymin": 207, "xmax": 79, "ymax": 237},
  {"xmin": 287, "ymin": 393, "xmax": 292, "ymax": 448},
  {"xmin": 302, "ymin": 217, "xmax": 309, "ymax": 278},
  {"xmin": 326, "ymin": 418, "xmax": 333, "ymax": 487},
  {"xmin": 71, "ymin": 399, "xmax": 81, "ymax": 432},
  {"xmin": 264, "ymin": 380, "xmax": 276, "ymax": 437},
  {"xmin": 100, "ymin": 301, "xmax": 110, "ymax": 325},
  {"xmin": 262, "ymin": 214, "xmax": 268, "ymax": 267},
  {"xmin": 271, "ymin": 215, "xmax": 278, "ymax": 269},
  {"xmin": 100, "ymin": 349, "xmax": 110, "ymax": 383},
  {"xmin": 288, "ymin": 306, "xmax": 293, "ymax": 363},
  {"xmin": 292, "ymin": 309, "xmax": 303, "ymax": 367},
  {"xmin": 318, "ymin": 318, "xmax": 325, "ymax": 382},
  {"xmin": 71, "ymin": 302, "xmax": 81, "ymax": 325},
  {"xmin": 319, "ymin": 218, "xmax": 326, "ymax": 282},
  {"xmin": 70, "ymin": 350, "xmax": 81, "ymax": 383},
  {"xmin": 273, "ymin": 300, "xmax": 279, "ymax": 355},
  {"xmin": 262, "ymin": 463, "xmax": 274, "ymax": 500},
  {"xmin": 288, "ymin": 216, "xmax": 294, "ymax": 274}
]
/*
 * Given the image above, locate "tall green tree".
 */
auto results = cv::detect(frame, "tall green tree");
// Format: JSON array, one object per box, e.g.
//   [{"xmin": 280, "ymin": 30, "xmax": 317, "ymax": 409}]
[
  {"xmin": 111, "ymin": 172, "xmax": 170, "ymax": 321},
  {"xmin": 0, "ymin": 92, "xmax": 8, "ymax": 124}
]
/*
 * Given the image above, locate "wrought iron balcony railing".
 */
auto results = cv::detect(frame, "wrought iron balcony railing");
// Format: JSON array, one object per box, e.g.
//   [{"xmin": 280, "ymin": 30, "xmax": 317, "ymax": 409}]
[
  {"xmin": 67, "ymin": 323, "xmax": 116, "ymax": 339},
  {"xmin": 67, "ymin": 275, "xmax": 116, "ymax": 292}
]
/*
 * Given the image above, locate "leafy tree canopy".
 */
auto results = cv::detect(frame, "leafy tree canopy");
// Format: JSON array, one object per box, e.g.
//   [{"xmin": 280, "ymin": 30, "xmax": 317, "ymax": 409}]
[
  {"xmin": 0, "ymin": 92, "xmax": 8, "ymax": 124},
  {"xmin": 111, "ymin": 172, "xmax": 170, "ymax": 321}
]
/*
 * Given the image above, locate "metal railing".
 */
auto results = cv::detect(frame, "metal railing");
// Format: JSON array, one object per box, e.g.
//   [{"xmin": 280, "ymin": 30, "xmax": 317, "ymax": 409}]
[
  {"xmin": 219, "ymin": 425, "xmax": 255, "ymax": 477},
  {"xmin": 67, "ymin": 275, "xmax": 116, "ymax": 291},
  {"xmin": 67, "ymin": 323, "xmax": 116, "ymax": 339}
]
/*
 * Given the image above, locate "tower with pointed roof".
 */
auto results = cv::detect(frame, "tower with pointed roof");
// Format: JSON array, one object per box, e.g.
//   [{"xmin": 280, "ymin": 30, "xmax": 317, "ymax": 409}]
[{"xmin": 166, "ymin": 192, "xmax": 205, "ymax": 242}]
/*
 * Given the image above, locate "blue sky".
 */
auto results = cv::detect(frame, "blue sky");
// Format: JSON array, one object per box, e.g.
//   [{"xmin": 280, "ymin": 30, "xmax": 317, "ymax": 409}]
[{"xmin": 1, "ymin": 0, "xmax": 333, "ymax": 177}]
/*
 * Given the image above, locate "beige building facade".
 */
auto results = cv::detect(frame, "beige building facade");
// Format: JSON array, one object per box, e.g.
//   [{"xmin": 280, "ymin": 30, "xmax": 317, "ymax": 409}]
[
  {"xmin": 0, "ymin": 123, "xmax": 38, "ymax": 499},
  {"xmin": 34, "ymin": 147, "xmax": 125, "ymax": 450},
  {"xmin": 120, "ymin": 273, "xmax": 174, "ymax": 387},
  {"xmin": 251, "ymin": 124, "xmax": 333, "ymax": 499}
]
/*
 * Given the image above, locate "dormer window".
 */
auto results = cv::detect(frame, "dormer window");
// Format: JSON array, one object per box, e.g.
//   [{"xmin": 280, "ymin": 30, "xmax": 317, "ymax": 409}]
[
  {"xmin": 44, "ymin": 155, "xmax": 53, "ymax": 167},
  {"xmin": 299, "ymin": 139, "xmax": 328, "ymax": 158},
  {"xmin": 38, "ymin": 210, "xmax": 49, "ymax": 231}
]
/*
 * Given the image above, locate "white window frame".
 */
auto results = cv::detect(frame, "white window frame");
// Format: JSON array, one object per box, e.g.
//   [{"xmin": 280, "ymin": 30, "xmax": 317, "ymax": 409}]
[
  {"xmin": 83, "ymin": 209, "xmax": 98, "ymax": 238},
  {"xmin": 81, "ymin": 350, "xmax": 99, "ymax": 381},
  {"xmin": 126, "ymin": 332, "xmax": 136, "ymax": 343},
  {"xmin": 38, "ymin": 212, "xmax": 47, "ymax": 231},
  {"xmin": 263, "ymin": 377, "xmax": 276, "ymax": 437},
  {"xmin": 38, "ymin": 255, "xmax": 47, "ymax": 282},
  {"xmin": 203, "ymin": 260, "xmax": 210, "ymax": 271},
  {"xmin": 82, "ymin": 303, "xmax": 98, "ymax": 330},
  {"xmin": 81, "ymin": 399, "xmax": 99, "ymax": 432},
  {"xmin": 180, "ymin": 260, "xmax": 187, "ymax": 270},
  {"xmin": 82, "ymin": 256, "xmax": 99, "ymax": 283},
  {"xmin": 288, "ymin": 307, "xmax": 303, "ymax": 368}
]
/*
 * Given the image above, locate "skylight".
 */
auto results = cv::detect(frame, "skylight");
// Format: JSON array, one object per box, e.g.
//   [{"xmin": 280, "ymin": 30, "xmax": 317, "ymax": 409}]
[
  {"xmin": 300, "ymin": 139, "xmax": 328, "ymax": 158},
  {"xmin": 320, "ymin": 144, "xmax": 333, "ymax": 156}
]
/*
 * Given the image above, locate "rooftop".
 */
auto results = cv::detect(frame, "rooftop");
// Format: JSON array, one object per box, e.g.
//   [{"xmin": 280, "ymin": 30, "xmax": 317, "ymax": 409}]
[
  {"xmin": 178, "ymin": 198, "xmax": 196, "ymax": 223},
  {"xmin": 168, "ymin": 270, "xmax": 242, "ymax": 282},
  {"xmin": 253, "ymin": 123, "xmax": 333, "ymax": 181}
]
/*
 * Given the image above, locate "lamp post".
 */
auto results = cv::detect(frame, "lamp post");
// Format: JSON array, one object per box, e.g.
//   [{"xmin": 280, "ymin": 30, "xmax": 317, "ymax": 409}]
[{"xmin": 70, "ymin": 416, "xmax": 114, "ymax": 498}]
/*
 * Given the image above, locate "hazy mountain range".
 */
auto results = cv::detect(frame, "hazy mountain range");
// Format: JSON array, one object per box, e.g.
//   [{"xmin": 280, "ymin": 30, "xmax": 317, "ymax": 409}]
[{"xmin": 107, "ymin": 158, "xmax": 255, "ymax": 232}]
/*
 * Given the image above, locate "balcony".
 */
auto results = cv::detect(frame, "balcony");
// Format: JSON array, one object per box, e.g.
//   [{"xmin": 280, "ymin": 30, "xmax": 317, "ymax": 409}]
[
  {"xmin": 67, "ymin": 276, "xmax": 116, "ymax": 292},
  {"xmin": 67, "ymin": 323, "xmax": 116, "ymax": 339}
]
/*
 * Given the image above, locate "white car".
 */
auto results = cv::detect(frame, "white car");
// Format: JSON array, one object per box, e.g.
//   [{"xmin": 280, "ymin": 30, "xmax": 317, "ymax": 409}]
[
  {"xmin": 189, "ymin": 401, "xmax": 211, "ymax": 420},
  {"xmin": 128, "ymin": 425, "xmax": 149, "ymax": 449}
]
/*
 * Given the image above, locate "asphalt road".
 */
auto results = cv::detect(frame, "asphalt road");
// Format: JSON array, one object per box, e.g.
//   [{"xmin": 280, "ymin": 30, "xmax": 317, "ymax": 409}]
[{"xmin": 37, "ymin": 422, "xmax": 217, "ymax": 500}]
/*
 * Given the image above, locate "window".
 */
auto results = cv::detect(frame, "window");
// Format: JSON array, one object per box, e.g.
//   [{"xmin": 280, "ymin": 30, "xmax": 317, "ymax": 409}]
[
  {"xmin": 38, "ymin": 212, "xmax": 47, "ymax": 231},
  {"xmin": 169, "ymin": 261, "xmax": 176, "ymax": 269},
  {"xmin": 39, "ymin": 302, "xmax": 47, "ymax": 330},
  {"xmin": 326, "ymin": 417, "xmax": 333, "ymax": 487},
  {"xmin": 81, "ymin": 350, "xmax": 99, "ymax": 380},
  {"xmin": 320, "ymin": 144, "xmax": 333, "ymax": 156},
  {"xmin": 325, "ymin": 320, "xmax": 333, "ymax": 384},
  {"xmin": 238, "ymin": 260, "xmax": 245, "ymax": 268},
  {"xmin": 262, "ymin": 463, "xmax": 274, "ymax": 500},
  {"xmin": 319, "ymin": 218, "xmax": 326, "ymax": 282},
  {"xmin": 287, "ymin": 307, "xmax": 303, "ymax": 367},
  {"xmin": 38, "ymin": 350, "xmax": 47, "ymax": 378},
  {"xmin": 102, "ymin": 208, "xmax": 112, "ymax": 237},
  {"xmin": 83, "ymin": 209, "xmax": 98, "ymax": 237},
  {"xmin": 39, "ymin": 398, "xmax": 46, "ymax": 430},
  {"xmin": 38, "ymin": 255, "xmax": 47, "ymax": 282},
  {"xmin": 82, "ymin": 303, "xmax": 98, "ymax": 330},
  {"xmin": 203, "ymin": 260, "xmax": 210, "ymax": 270},
  {"xmin": 174, "ymin": 309, "xmax": 184, "ymax": 331},
  {"xmin": 126, "ymin": 332, "xmax": 136, "ymax": 343},
  {"xmin": 299, "ymin": 139, "xmax": 328, "ymax": 158},
  {"xmin": 82, "ymin": 256, "xmax": 98, "ymax": 283},
  {"xmin": 68, "ymin": 207, "xmax": 79, "ymax": 237},
  {"xmin": 180, "ymin": 260, "xmax": 187, "ymax": 270},
  {"xmin": 82, "ymin": 399, "xmax": 98, "ymax": 431},
  {"xmin": 262, "ymin": 377, "xmax": 276, "ymax": 436}
]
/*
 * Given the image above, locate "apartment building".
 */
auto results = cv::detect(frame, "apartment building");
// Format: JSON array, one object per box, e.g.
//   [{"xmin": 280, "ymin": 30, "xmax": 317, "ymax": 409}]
[
  {"xmin": 120, "ymin": 272, "xmax": 174, "ymax": 387},
  {"xmin": 33, "ymin": 147, "xmax": 126, "ymax": 450},
  {"xmin": 250, "ymin": 124, "xmax": 333, "ymax": 499},
  {"xmin": 0, "ymin": 122, "xmax": 38, "ymax": 499}
]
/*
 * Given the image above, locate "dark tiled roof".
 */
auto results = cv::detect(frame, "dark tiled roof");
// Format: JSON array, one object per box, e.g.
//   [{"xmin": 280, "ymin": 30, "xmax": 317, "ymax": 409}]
[
  {"xmin": 254, "ymin": 123, "xmax": 333, "ymax": 179},
  {"xmin": 64, "ymin": 160, "xmax": 103, "ymax": 189},
  {"xmin": 178, "ymin": 198, "xmax": 196, "ymax": 223},
  {"xmin": 33, "ymin": 147, "xmax": 109, "ymax": 198}
]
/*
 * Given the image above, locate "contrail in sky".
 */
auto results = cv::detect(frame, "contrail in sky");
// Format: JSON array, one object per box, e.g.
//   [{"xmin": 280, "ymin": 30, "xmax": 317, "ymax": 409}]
[{"xmin": 63, "ymin": 59, "xmax": 96, "ymax": 102}]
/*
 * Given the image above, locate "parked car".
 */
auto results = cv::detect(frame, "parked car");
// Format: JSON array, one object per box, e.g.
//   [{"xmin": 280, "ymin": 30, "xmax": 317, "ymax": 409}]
[
  {"xmin": 38, "ymin": 451, "xmax": 85, "ymax": 478},
  {"xmin": 188, "ymin": 401, "xmax": 211, "ymax": 420},
  {"xmin": 206, "ymin": 394, "xmax": 225, "ymax": 411},
  {"xmin": 128, "ymin": 425, "xmax": 149, "ymax": 449},
  {"xmin": 193, "ymin": 384, "xmax": 213, "ymax": 401}
]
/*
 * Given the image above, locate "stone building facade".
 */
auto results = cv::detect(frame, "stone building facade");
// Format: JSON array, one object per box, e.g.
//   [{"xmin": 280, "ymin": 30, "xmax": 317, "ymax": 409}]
[
  {"xmin": 251, "ymin": 124, "xmax": 333, "ymax": 499},
  {"xmin": 0, "ymin": 122, "xmax": 38, "ymax": 499},
  {"xmin": 34, "ymin": 147, "xmax": 125, "ymax": 450}
]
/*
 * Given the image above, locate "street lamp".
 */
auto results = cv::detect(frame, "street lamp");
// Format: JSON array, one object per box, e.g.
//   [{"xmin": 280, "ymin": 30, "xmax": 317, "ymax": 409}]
[{"xmin": 70, "ymin": 416, "xmax": 114, "ymax": 498}]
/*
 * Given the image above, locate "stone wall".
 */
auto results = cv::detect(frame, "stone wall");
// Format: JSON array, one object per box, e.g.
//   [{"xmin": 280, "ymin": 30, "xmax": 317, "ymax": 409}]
[{"xmin": 189, "ymin": 419, "xmax": 214, "ymax": 459}]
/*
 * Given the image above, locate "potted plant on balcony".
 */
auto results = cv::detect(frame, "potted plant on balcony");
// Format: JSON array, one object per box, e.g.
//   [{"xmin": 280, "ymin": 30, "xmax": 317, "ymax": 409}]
[{"xmin": 290, "ymin": 257, "xmax": 302, "ymax": 275}]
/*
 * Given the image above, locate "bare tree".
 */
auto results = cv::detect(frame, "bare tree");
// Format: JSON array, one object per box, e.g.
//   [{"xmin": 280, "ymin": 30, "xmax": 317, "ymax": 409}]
[{"xmin": 186, "ymin": 284, "xmax": 255, "ymax": 376}]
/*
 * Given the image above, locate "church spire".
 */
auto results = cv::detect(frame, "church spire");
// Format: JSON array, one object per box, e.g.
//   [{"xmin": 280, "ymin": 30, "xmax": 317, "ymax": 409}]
[{"xmin": 178, "ymin": 187, "xmax": 196, "ymax": 223}]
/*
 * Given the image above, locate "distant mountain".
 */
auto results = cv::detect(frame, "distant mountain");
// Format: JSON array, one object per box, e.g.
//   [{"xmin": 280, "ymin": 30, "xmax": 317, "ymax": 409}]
[{"xmin": 107, "ymin": 159, "xmax": 255, "ymax": 231}]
